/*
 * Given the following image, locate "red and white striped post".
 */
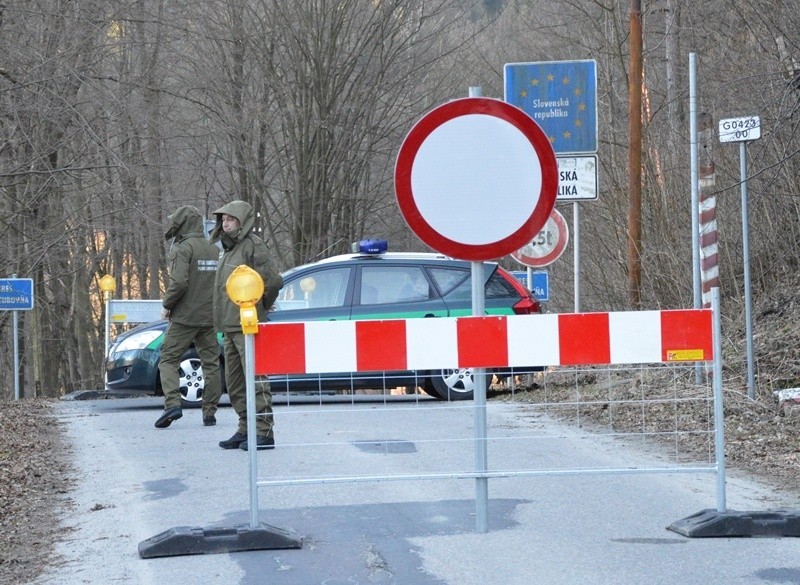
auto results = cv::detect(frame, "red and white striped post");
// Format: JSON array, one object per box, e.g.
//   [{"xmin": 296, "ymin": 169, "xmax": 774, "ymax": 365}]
[{"xmin": 698, "ymin": 113, "xmax": 718, "ymax": 309}]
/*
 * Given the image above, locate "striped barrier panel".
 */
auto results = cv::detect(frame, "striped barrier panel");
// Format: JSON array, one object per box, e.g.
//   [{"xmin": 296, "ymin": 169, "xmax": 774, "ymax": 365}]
[{"xmin": 254, "ymin": 309, "xmax": 713, "ymax": 375}]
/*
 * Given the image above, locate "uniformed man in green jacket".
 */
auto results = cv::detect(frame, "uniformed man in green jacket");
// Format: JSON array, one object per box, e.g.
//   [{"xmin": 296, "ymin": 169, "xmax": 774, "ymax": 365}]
[
  {"xmin": 211, "ymin": 200, "xmax": 283, "ymax": 450},
  {"xmin": 155, "ymin": 205, "xmax": 222, "ymax": 429}
]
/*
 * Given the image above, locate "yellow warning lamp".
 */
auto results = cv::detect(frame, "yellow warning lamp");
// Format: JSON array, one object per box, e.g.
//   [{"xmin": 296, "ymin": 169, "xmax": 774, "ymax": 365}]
[
  {"xmin": 99, "ymin": 275, "xmax": 116, "ymax": 297},
  {"xmin": 225, "ymin": 265, "xmax": 264, "ymax": 334}
]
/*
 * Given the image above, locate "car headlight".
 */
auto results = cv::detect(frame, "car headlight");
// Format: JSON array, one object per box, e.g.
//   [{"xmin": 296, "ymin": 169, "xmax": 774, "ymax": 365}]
[{"xmin": 112, "ymin": 330, "xmax": 162, "ymax": 354}]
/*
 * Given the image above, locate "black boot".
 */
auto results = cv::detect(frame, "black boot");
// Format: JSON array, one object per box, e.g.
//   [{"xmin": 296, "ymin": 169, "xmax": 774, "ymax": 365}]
[
  {"xmin": 239, "ymin": 435, "xmax": 275, "ymax": 451},
  {"xmin": 154, "ymin": 406, "xmax": 183, "ymax": 429},
  {"xmin": 219, "ymin": 432, "xmax": 247, "ymax": 449}
]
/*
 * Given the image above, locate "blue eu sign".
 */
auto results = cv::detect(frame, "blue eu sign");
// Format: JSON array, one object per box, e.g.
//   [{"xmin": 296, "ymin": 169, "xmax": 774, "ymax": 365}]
[
  {"xmin": 0, "ymin": 278, "xmax": 34, "ymax": 310},
  {"xmin": 504, "ymin": 60, "xmax": 597, "ymax": 154}
]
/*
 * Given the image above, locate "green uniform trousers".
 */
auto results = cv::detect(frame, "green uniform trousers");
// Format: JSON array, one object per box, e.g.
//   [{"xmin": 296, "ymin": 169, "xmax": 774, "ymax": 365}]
[
  {"xmin": 224, "ymin": 332, "xmax": 274, "ymax": 437},
  {"xmin": 158, "ymin": 321, "xmax": 222, "ymax": 416}
]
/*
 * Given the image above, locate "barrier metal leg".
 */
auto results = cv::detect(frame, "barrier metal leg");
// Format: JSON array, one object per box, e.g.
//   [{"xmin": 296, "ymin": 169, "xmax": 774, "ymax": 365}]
[
  {"xmin": 138, "ymin": 332, "xmax": 301, "ymax": 558},
  {"xmin": 668, "ymin": 289, "xmax": 800, "ymax": 538}
]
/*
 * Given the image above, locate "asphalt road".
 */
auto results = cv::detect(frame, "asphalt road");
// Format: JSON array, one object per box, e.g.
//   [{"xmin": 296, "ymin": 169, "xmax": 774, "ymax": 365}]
[{"xmin": 38, "ymin": 394, "xmax": 800, "ymax": 585}]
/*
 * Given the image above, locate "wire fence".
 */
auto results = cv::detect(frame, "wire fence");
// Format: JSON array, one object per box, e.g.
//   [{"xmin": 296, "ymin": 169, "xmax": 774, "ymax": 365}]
[{"xmin": 256, "ymin": 363, "xmax": 717, "ymax": 488}]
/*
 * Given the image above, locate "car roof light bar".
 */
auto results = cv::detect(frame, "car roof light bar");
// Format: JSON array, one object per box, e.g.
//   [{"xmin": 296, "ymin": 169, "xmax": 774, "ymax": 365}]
[{"xmin": 352, "ymin": 239, "xmax": 388, "ymax": 254}]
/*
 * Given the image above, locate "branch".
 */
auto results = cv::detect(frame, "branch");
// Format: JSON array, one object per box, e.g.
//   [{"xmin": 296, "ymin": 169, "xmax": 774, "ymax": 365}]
[{"xmin": 0, "ymin": 67, "xmax": 18, "ymax": 84}]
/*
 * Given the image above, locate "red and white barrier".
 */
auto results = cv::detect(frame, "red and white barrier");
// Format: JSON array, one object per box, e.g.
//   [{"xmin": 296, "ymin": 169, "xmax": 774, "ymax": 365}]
[{"xmin": 254, "ymin": 310, "xmax": 713, "ymax": 376}]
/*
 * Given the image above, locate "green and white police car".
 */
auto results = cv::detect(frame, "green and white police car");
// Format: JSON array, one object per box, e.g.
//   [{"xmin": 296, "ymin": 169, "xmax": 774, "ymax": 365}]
[{"xmin": 104, "ymin": 240, "xmax": 541, "ymax": 405}]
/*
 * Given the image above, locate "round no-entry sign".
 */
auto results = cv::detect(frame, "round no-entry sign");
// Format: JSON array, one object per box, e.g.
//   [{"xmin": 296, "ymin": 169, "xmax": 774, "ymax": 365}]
[{"xmin": 395, "ymin": 97, "xmax": 558, "ymax": 261}]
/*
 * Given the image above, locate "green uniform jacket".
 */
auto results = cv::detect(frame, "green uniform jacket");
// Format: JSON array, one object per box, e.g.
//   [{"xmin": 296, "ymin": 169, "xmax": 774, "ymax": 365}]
[
  {"xmin": 162, "ymin": 206, "xmax": 219, "ymax": 327},
  {"xmin": 211, "ymin": 200, "xmax": 283, "ymax": 334}
]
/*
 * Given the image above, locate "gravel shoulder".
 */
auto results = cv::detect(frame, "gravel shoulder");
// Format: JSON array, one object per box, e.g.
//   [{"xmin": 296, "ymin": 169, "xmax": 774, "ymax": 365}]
[{"xmin": 0, "ymin": 399, "xmax": 74, "ymax": 584}]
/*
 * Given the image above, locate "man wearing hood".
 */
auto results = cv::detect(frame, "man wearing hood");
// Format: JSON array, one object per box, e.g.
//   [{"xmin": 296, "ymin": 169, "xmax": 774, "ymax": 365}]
[
  {"xmin": 211, "ymin": 200, "xmax": 283, "ymax": 450},
  {"xmin": 155, "ymin": 205, "xmax": 222, "ymax": 429}
]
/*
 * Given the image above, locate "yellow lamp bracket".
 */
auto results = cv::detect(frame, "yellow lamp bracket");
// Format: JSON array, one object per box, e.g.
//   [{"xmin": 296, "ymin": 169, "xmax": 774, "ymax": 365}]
[{"xmin": 226, "ymin": 265, "xmax": 265, "ymax": 335}]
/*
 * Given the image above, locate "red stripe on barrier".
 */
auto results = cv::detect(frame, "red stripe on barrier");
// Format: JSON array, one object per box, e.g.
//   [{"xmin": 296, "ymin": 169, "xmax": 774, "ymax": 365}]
[
  {"xmin": 558, "ymin": 313, "xmax": 610, "ymax": 365},
  {"xmin": 457, "ymin": 316, "xmax": 509, "ymax": 367},
  {"xmin": 660, "ymin": 310, "xmax": 714, "ymax": 361},
  {"xmin": 356, "ymin": 320, "xmax": 407, "ymax": 371},
  {"xmin": 254, "ymin": 322, "xmax": 306, "ymax": 375}
]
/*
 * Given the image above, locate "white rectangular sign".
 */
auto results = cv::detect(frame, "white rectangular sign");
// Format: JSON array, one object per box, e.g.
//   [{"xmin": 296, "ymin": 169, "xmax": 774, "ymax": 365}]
[
  {"xmin": 557, "ymin": 155, "xmax": 598, "ymax": 201},
  {"xmin": 109, "ymin": 299, "xmax": 163, "ymax": 323},
  {"xmin": 719, "ymin": 116, "xmax": 761, "ymax": 143}
]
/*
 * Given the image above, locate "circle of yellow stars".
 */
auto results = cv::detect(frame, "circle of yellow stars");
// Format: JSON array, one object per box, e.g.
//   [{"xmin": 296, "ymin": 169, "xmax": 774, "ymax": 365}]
[{"xmin": 518, "ymin": 74, "xmax": 588, "ymax": 144}]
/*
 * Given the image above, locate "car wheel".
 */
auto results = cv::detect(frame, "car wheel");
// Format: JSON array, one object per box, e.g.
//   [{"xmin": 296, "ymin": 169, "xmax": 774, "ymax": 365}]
[
  {"xmin": 179, "ymin": 357, "xmax": 205, "ymax": 408},
  {"xmin": 424, "ymin": 368, "xmax": 476, "ymax": 401}
]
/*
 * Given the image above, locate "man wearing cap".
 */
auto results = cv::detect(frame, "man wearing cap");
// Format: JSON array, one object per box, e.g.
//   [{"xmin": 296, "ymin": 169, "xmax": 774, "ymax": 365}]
[
  {"xmin": 155, "ymin": 205, "xmax": 222, "ymax": 429},
  {"xmin": 211, "ymin": 200, "xmax": 283, "ymax": 450}
]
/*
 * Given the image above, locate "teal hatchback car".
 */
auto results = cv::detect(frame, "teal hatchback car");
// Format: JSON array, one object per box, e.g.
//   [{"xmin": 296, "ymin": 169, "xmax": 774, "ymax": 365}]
[{"xmin": 105, "ymin": 242, "xmax": 541, "ymax": 405}]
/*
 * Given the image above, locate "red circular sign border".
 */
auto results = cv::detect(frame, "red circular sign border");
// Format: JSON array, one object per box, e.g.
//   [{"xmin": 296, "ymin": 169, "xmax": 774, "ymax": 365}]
[
  {"xmin": 511, "ymin": 208, "xmax": 569, "ymax": 268},
  {"xmin": 395, "ymin": 97, "xmax": 558, "ymax": 261}
]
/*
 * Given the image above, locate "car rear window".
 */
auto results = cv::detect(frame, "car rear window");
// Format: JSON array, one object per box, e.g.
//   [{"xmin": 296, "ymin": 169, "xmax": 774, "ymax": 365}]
[
  {"xmin": 485, "ymin": 272, "xmax": 520, "ymax": 299},
  {"xmin": 429, "ymin": 267, "xmax": 470, "ymax": 297},
  {"xmin": 430, "ymin": 266, "xmax": 515, "ymax": 301}
]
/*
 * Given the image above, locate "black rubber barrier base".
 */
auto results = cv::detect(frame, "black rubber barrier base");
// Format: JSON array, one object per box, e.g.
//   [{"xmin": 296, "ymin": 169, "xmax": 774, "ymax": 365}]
[
  {"xmin": 668, "ymin": 509, "xmax": 800, "ymax": 537},
  {"xmin": 138, "ymin": 523, "xmax": 302, "ymax": 558}
]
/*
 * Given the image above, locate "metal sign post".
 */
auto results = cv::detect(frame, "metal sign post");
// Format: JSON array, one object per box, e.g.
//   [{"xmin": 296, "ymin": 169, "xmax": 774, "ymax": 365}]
[
  {"xmin": 719, "ymin": 115, "xmax": 760, "ymax": 399},
  {"xmin": 13, "ymin": 304, "xmax": 19, "ymax": 400},
  {"xmin": 1, "ymin": 275, "xmax": 34, "ymax": 400},
  {"xmin": 98, "ymin": 275, "xmax": 116, "ymax": 361},
  {"xmin": 395, "ymin": 91, "xmax": 558, "ymax": 533},
  {"xmin": 739, "ymin": 140, "xmax": 755, "ymax": 400}
]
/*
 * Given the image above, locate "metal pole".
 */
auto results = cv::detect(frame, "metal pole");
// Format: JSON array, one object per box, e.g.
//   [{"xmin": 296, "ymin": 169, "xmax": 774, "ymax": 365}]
[
  {"xmin": 245, "ymin": 332, "xmax": 260, "ymax": 528},
  {"xmin": 689, "ymin": 54, "xmax": 700, "ymax": 311},
  {"xmin": 12, "ymin": 273, "xmax": 20, "ymax": 400},
  {"xmin": 468, "ymin": 83, "xmax": 489, "ymax": 534},
  {"xmin": 573, "ymin": 202, "xmax": 580, "ymax": 312},
  {"xmin": 740, "ymin": 142, "xmax": 755, "ymax": 399},
  {"xmin": 689, "ymin": 54, "xmax": 703, "ymax": 386},
  {"xmin": 711, "ymin": 287, "xmax": 726, "ymax": 512},
  {"xmin": 104, "ymin": 291, "xmax": 111, "ymax": 360},
  {"xmin": 471, "ymin": 261, "xmax": 489, "ymax": 534}
]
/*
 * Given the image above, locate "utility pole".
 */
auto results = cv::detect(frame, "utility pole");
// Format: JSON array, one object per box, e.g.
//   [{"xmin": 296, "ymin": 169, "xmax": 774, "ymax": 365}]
[{"xmin": 627, "ymin": 0, "xmax": 643, "ymax": 309}]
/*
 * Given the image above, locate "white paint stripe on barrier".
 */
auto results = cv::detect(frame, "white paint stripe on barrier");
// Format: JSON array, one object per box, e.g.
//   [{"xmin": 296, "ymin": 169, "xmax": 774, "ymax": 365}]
[
  {"xmin": 406, "ymin": 318, "xmax": 458, "ymax": 369},
  {"xmin": 609, "ymin": 310, "xmax": 661, "ymax": 364},
  {"xmin": 306, "ymin": 320, "xmax": 357, "ymax": 373},
  {"xmin": 507, "ymin": 313, "xmax": 560, "ymax": 367}
]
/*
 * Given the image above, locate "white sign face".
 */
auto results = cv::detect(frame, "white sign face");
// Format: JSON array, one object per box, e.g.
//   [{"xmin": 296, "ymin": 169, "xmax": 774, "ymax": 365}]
[
  {"xmin": 556, "ymin": 155, "xmax": 598, "ymax": 201},
  {"xmin": 411, "ymin": 113, "xmax": 544, "ymax": 244},
  {"xmin": 719, "ymin": 116, "xmax": 761, "ymax": 143}
]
